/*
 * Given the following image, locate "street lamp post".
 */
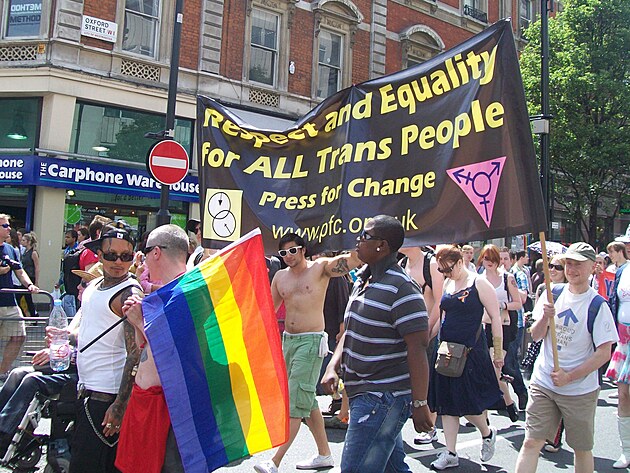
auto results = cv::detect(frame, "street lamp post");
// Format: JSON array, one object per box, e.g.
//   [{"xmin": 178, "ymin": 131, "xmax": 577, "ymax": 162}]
[{"xmin": 540, "ymin": 0, "xmax": 552, "ymax": 235}]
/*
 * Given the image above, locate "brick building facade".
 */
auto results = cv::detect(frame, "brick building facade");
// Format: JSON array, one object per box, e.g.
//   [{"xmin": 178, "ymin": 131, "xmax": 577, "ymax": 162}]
[{"xmin": 0, "ymin": 0, "xmax": 536, "ymax": 289}]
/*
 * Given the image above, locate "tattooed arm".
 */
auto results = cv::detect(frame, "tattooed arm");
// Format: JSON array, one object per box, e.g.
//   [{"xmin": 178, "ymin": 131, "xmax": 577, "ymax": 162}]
[
  {"xmin": 322, "ymin": 250, "xmax": 362, "ymax": 278},
  {"xmin": 102, "ymin": 285, "xmax": 142, "ymax": 437}
]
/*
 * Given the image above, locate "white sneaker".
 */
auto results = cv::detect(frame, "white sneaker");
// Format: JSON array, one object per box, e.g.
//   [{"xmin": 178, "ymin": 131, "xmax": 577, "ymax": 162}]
[
  {"xmin": 480, "ymin": 426, "xmax": 497, "ymax": 462},
  {"xmin": 613, "ymin": 453, "xmax": 630, "ymax": 469},
  {"xmin": 431, "ymin": 451, "xmax": 459, "ymax": 470},
  {"xmin": 414, "ymin": 427, "xmax": 438, "ymax": 444},
  {"xmin": 254, "ymin": 460, "xmax": 278, "ymax": 473},
  {"xmin": 296, "ymin": 454, "xmax": 334, "ymax": 470}
]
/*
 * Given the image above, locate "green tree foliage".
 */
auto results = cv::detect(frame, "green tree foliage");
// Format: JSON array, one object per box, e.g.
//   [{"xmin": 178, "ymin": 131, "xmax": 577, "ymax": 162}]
[{"xmin": 519, "ymin": 0, "xmax": 630, "ymax": 245}]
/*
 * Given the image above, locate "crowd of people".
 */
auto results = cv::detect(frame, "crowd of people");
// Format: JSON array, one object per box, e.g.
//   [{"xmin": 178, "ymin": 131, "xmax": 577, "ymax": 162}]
[
  {"xmin": 0, "ymin": 210, "xmax": 628, "ymax": 473},
  {"xmin": 0, "ymin": 213, "xmax": 207, "ymax": 472}
]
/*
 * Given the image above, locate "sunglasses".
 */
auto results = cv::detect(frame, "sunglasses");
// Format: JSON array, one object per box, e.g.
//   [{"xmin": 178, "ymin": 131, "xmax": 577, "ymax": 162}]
[
  {"xmin": 143, "ymin": 245, "xmax": 167, "ymax": 255},
  {"xmin": 80, "ymin": 281, "xmax": 89, "ymax": 288},
  {"xmin": 195, "ymin": 227, "xmax": 201, "ymax": 234},
  {"xmin": 278, "ymin": 246, "xmax": 302, "ymax": 257},
  {"xmin": 101, "ymin": 252, "xmax": 135, "ymax": 262},
  {"xmin": 437, "ymin": 262, "xmax": 456, "ymax": 274},
  {"xmin": 549, "ymin": 264, "xmax": 564, "ymax": 271},
  {"xmin": 357, "ymin": 229, "xmax": 384, "ymax": 242},
  {"xmin": 0, "ymin": 223, "xmax": 10, "ymax": 229}
]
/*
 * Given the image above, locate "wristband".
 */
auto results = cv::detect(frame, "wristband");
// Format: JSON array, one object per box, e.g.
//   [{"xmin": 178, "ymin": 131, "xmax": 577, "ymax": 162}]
[{"xmin": 493, "ymin": 337, "xmax": 503, "ymax": 359}]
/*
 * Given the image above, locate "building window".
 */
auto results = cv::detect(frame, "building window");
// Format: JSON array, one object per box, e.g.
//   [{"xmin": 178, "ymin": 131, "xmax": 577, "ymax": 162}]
[
  {"xmin": 400, "ymin": 26, "xmax": 444, "ymax": 69},
  {"xmin": 122, "ymin": 0, "xmax": 160, "ymax": 57},
  {"xmin": 4, "ymin": 0, "xmax": 42, "ymax": 37},
  {"xmin": 463, "ymin": 0, "xmax": 488, "ymax": 23},
  {"xmin": 70, "ymin": 102, "xmax": 193, "ymax": 165},
  {"xmin": 520, "ymin": 0, "xmax": 532, "ymax": 32},
  {"xmin": 66, "ymin": 189, "xmax": 188, "ymax": 238},
  {"xmin": 317, "ymin": 30, "xmax": 342, "ymax": 99},
  {"xmin": 0, "ymin": 97, "xmax": 40, "ymax": 151},
  {"xmin": 249, "ymin": 8, "xmax": 279, "ymax": 86},
  {"xmin": 312, "ymin": 0, "xmax": 362, "ymax": 100}
]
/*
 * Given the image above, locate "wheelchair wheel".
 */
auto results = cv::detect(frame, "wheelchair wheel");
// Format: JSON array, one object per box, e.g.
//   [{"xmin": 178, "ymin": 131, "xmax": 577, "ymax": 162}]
[
  {"xmin": 13, "ymin": 443, "xmax": 42, "ymax": 471},
  {"xmin": 44, "ymin": 457, "xmax": 70, "ymax": 473}
]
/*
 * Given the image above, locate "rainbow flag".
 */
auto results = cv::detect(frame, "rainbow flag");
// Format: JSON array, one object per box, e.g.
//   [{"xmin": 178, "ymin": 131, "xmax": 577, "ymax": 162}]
[{"xmin": 142, "ymin": 229, "xmax": 289, "ymax": 472}]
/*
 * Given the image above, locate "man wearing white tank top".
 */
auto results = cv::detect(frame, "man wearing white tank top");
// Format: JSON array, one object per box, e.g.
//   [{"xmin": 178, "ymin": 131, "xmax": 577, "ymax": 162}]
[{"xmin": 70, "ymin": 228, "xmax": 142, "ymax": 473}]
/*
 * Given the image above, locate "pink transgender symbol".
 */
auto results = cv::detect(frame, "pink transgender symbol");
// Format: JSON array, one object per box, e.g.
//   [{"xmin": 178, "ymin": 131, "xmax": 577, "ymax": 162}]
[{"xmin": 446, "ymin": 156, "xmax": 507, "ymax": 228}]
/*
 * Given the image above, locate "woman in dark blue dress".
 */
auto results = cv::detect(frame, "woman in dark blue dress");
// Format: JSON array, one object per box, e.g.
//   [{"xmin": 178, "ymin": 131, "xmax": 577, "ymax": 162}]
[{"xmin": 428, "ymin": 245, "xmax": 503, "ymax": 470}]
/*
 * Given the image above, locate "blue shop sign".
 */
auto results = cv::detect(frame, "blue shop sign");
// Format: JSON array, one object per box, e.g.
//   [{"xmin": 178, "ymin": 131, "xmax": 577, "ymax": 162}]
[{"xmin": 0, "ymin": 155, "xmax": 199, "ymax": 203}]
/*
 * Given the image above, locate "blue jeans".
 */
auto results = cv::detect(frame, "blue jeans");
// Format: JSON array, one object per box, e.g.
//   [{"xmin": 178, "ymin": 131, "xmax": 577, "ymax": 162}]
[
  {"xmin": 503, "ymin": 327, "xmax": 526, "ymax": 395},
  {"xmin": 0, "ymin": 366, "xmax": 76, "ymax": 437},
  {"xmin": 341, "ymin": 392, "xmax": 412, "ymax": 473}
]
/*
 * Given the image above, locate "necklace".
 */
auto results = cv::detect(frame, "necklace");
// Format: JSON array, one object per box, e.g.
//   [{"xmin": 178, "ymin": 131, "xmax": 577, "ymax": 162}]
[{"xmin": 99, "ymin": 274, "xmax": 130, "ymax": 290}]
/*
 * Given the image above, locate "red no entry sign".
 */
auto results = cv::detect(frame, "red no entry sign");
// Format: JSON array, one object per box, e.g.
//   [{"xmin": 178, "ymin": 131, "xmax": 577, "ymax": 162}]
[{"xmin": 146, "ymin": 140, "xmax": 190, "ymax": 186}]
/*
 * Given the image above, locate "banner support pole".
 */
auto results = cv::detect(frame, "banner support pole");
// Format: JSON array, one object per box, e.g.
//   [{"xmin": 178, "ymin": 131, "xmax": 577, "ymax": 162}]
[{"xmin": 539, "ymin": 231, "xmax": 560, "ymax": 370}]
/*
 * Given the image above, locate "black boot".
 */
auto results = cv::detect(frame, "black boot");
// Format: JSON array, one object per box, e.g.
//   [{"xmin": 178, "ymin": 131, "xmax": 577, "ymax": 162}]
[
  {"xmin": 506, "ymin": 403, "xmax": 519, "ymax": 422},
  {"xmin": 517, "ymin": 391, "xmax": 529, "ymax": 411}
]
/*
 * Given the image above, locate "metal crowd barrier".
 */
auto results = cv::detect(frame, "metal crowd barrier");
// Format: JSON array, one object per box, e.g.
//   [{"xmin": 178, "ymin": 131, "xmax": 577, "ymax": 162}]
[{"xmin": 0, "ymin": 289, "xmax": 55, "ymax": 368}]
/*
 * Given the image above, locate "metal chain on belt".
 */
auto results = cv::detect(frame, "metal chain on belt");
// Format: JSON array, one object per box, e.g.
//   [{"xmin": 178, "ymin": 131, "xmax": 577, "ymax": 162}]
[{"xmin": 83, "ymin": 398, "xmax": 118, "ymax": 448}]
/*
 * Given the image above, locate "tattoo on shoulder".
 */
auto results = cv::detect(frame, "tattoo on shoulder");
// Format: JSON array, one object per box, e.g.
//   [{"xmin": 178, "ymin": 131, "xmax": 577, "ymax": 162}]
[
  {"xmin": 331, "ymin": 258, "xmax": 350, "ymax": 274},
  {"xmin": 120, "ymin": 286, "xmax": 142, "ymax": 302}
]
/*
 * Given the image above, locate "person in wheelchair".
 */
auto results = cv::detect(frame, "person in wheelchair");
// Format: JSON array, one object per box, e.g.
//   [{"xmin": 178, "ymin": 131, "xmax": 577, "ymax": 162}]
[{"xmin": 0, "ymin": 264, "xmax": 102, "ymax": 458}]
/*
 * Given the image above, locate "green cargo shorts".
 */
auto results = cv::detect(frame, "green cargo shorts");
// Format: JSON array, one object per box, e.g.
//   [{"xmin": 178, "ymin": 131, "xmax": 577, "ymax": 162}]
[{"xmin": 282, "ymin": 331, "xmax": 326, "ymax": 418}]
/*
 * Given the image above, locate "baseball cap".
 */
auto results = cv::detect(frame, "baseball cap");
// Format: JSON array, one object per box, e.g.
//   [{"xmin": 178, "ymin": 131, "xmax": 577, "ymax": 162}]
[
  {"xmin": 84, "ymin": 228, "xmax": 135, "ymax": 253},
  {"xmin": 186, "ymin": 218, "xmax": 201, "ymax": 233},
  {"xmin": 564, "ymin": 242, "xmax": 596, "ymax": 262}
]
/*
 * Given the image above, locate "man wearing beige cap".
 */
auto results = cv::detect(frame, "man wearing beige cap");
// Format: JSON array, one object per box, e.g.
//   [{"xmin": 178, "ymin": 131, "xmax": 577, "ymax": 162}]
[{"xmin": 515, "ymin": 242, "xmax": 618, "ymax": 473}]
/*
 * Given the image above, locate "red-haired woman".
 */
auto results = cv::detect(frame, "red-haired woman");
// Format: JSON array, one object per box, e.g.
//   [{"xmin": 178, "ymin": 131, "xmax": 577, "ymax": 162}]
[
  {"xmin": 478, "ymin": 244, "xmax": 522, "ymax": 422},
  {"xmin": 428, "ymin": 246, "xmax": 503, "ymax": 470}
]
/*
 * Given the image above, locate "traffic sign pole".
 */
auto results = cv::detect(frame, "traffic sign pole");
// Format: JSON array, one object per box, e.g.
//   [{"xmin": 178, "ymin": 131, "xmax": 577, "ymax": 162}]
[{"xmin": 155, "ymin": 0, "xmax": 185, "ymax": 227}]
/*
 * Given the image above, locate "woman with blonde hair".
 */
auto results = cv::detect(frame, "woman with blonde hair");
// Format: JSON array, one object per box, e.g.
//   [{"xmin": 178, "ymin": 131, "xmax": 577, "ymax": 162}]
[
  {"xmin": 428, "ymin": 245, "xmax": 503, "ymax": 470},
  {"xmin": 478, "ymin": 244, "xmax": 522, "ymax": 422}
]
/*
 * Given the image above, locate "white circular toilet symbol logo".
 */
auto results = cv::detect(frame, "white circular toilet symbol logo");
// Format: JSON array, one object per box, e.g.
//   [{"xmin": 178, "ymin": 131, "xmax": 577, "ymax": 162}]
[{"xmin": 208, "ymin": 192, "xmax": 236, "ymax": 238}]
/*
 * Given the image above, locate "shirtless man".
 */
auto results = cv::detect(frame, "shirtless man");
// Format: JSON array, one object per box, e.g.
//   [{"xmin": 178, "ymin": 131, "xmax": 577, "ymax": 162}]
[
  {"xmin": 255, "ymin": 233, "xmax": 361, "ymax": 473},
  {"xmin": 116, "ymin": 225, "xmax": 188, "ymax": 473},
  {"xmin": 115, "ymin": 224, "xmax": 189, "ymax": 473}
]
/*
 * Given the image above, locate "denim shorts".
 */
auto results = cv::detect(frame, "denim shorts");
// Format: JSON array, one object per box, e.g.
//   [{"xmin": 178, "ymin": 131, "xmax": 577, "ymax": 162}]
[{"xmin": 282, "ymin": 332, "xmax": 325, "ymax": 418}]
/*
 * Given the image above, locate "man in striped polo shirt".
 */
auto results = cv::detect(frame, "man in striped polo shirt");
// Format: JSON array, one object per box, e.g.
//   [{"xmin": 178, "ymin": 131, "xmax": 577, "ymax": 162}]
[{"xmin": 322, "ymin": 215, "xmax": 433, "ymax": 473}]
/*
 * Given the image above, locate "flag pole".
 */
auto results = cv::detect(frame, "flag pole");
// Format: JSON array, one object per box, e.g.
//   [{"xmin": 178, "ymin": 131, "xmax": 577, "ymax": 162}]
[
  {"xmin": 539, "ymin": 231, "xmax": 560, "ymax": 370},
  {"xmin": 79, "ymin": 315, "xmax": 128, "ymax": 353}
]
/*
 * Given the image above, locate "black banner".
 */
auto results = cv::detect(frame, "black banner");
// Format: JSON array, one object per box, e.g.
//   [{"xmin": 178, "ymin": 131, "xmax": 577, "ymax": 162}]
[{"xmin": 197, "ymin": 20, "xmax": 546, "ymax": 253}]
